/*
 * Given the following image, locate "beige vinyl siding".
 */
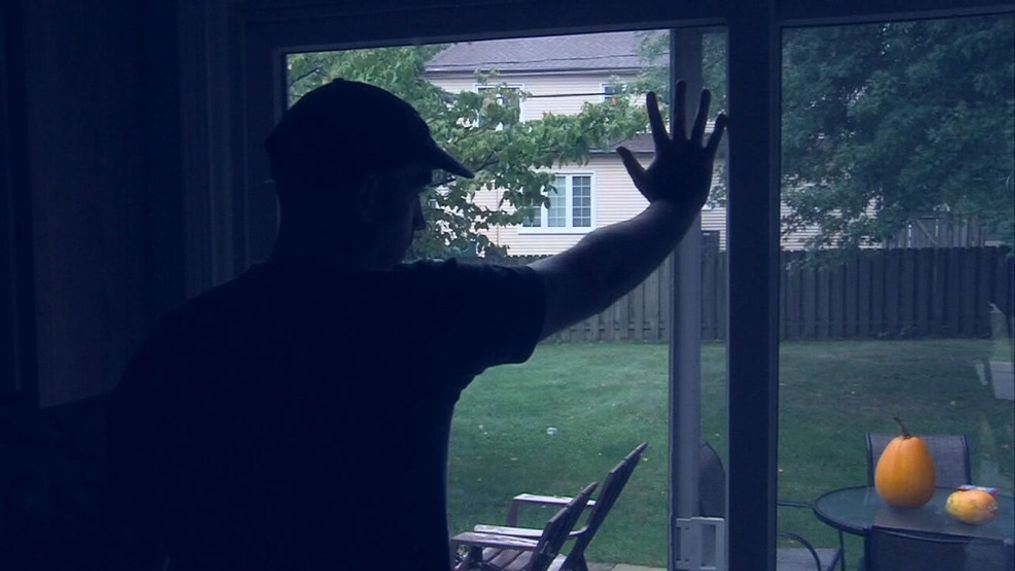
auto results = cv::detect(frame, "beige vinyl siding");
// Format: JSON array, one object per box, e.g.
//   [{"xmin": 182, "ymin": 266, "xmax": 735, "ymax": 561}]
[
  {"xmin": 429, "ymin": 71, "xmax": 822, "ymax": 254},
  {"xmin": 427, "ymin": 72, "xmax": 638, "ymax": 122},
  {"xmin": 473, "ymin": 153, "xmax": 822, "ymax": 255},
  {"xmin": 471, "ymin": 155, "xmax": 641, "ymax": 256}
]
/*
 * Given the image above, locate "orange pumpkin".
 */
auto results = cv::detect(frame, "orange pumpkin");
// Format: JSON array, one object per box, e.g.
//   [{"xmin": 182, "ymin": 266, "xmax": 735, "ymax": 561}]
[{"xmin": 874, "ymin": 417, "xmax": 936, "ymax": 508}]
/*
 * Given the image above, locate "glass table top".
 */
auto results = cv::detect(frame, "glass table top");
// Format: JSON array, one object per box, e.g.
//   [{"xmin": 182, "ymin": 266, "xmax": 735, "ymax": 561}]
[{"xmin": 813, "ymin": 486, "xmax": 1014, "ymax": 541}]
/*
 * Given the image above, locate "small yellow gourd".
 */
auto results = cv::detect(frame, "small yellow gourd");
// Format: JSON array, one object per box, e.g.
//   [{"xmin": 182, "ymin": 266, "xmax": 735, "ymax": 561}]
[
  {"xmin": 946, "ymin": 488, "xmax": 999, "ymax": 524},
  {"xmin": 874, "ymin": 417, "xmax": 936, "ymax": 508}
]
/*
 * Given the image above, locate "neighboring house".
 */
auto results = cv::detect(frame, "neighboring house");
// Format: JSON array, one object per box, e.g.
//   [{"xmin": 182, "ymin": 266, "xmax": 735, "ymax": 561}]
[{"xmin": 424, "ymin": 31, "xmax": 820, "ymax": 255}]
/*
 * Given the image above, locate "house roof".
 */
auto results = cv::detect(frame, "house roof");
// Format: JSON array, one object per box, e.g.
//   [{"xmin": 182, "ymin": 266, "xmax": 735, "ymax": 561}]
[
  {"xmin": 425, "ymin": 31, "xmax": 664, "ymax": 75},
  {"xmin": 605, "ymin": 133, "xmax": 655, "ymax": 154},
  {"xmin": 596, "ymin": 127, "xmax": 723, "ymax": 155}
]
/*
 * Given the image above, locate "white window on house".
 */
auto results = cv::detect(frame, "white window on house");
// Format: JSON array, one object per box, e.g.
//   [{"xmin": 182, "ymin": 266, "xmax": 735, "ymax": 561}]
[
  {"xmin": 520, "ymin": 206, "xmax": 540, "ymax": 227},
  {"xmin": 476, "ymin": 84, "xmax": 522, "ymax": 129},
  {"xmin": 602, "ymin": 83, "xmax": 623, "ymax": 104},
  {"xmin": 521, "ymin": 173, "xmax": 594, "ymax": 232}
]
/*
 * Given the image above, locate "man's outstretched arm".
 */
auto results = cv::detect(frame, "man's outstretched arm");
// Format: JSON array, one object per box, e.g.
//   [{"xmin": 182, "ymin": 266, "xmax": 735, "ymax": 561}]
[{"xmin": 530, "ymin": 81, "xmax": 727, "ymax": 339}]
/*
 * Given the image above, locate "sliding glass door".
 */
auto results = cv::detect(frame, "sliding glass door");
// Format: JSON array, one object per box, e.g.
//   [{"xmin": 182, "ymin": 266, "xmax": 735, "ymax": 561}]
[
  {"xmin": 778, "ymin": 13, "xmax": 1014, "ymax": 570},
  {"xmin": 209, "ymin": 2, "xmax": 1010, "ymax": 570},
  {"xmin": 280, "ymin": 27, "xmax": 734, "ymax": 568}
]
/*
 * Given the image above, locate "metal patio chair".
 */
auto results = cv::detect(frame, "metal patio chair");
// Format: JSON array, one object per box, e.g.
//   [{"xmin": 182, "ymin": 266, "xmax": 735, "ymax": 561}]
[
  {"xmin": 859, "ymin": 525, "xmax": 1014, "ymax": 570},
  {"xmin": 865, "ymin": 432, "xmax": 971, "ymax": 489}
]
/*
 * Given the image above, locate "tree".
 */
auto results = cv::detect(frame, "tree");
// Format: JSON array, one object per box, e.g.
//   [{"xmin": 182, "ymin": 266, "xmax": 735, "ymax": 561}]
[
  {"xmin": 633, "ymin": 30, "xmax": 728, "ymax": 113},
  {"xmin": 781, "ymin": 15, "xmax": 1014, "ymax": 250},
  {"xmin": 287, "ymin": 44, "xmax": 648, "ymax": 259},
  {"xmin": 636, "ymin": 20, "xmax": 1012, "ymax": 251},
  {"xmin": 289, "ymin": 20, "xmax": 1013, "ymax": 257}
]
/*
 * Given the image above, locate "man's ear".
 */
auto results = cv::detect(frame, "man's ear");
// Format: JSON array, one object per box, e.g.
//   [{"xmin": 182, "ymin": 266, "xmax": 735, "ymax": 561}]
[{"xmin": 356, "ymin": 174, "xmax": 381, "ymax": 224}]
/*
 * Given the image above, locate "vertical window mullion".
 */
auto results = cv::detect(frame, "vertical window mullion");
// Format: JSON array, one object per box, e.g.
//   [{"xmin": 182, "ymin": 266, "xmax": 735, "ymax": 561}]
[
  {"xmin": 564, "ymin": 175, "xmax": 573, "ymax": 228},
  {"xmin": 727, "ymin": 3, "xmax": 781, "ymax": 570},
  {"xmin": 669, "ymin": 26, "xmax": 705, "ymax": 571}
]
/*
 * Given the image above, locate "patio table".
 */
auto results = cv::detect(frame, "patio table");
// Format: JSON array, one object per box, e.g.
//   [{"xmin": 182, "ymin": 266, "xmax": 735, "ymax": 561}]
[{"xmin": 813, "ymin": 485, "xmax": 1014, "ymax": 542}]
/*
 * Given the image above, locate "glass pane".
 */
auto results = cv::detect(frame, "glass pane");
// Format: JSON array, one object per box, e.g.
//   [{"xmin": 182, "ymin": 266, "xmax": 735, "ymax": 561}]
[
  {"xmin": 603, "ymin": 83, "xmax": 622, "ymax": 104},
  {"xmin": 699, "ymin": 28, "xmax": 729, "ymax": 567},
  {"xmin": 572, "ymin": 175, "xmax": 591, "ymax": 227},
  {"xmin": 286, "ymin": 29, "xmax": 677, "ymax": 567},
  {"xmin": 779, "ymin": 15, "xmax": 1014, "ymax": 570},
  {"xmin": 548, "ymin": 176, "xmax": 566, "ymax": 227},
  {"xmin": 521, "ymin": 205, "xmax": 541, "ymax": 227}
]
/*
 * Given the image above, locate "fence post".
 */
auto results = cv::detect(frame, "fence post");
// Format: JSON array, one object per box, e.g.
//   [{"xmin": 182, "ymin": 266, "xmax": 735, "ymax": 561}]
[
  {"xmin": 845, "ymin": 252, "xmax": 859, "ymax": 337},
  {"xmin": 915, "ymin": 248, "xmax": 931, "ymax": 337},
  {"xmin": 960, "ymin": 247, "xmax": 977, "ymax": 337},
  {"xmin": 857, "ymin": 251, "xmax": 871, "ymax": 337},
  {"xmin": 646, "ymin": 266, "xmax": 660, "ymax": 341},
  {"xmin": 976, "ymin": 246, "xmax": 992, "ymax": 337}
]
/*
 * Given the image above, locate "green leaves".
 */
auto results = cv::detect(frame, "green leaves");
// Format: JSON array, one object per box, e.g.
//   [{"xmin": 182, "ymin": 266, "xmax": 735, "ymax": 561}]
[
  {"xmin": 287, "ymin": 44, "xmax": 650, "ymax": 258},
  {"xmin": 781, "ymin": 16, "xmax": 1014, "ymax": 250}
]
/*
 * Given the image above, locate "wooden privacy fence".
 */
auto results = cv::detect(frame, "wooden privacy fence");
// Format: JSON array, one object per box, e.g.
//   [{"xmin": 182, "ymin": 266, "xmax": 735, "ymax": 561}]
[{"xmin": 498, "ymin": 246, "xmax": 1013, "ymax": 343}]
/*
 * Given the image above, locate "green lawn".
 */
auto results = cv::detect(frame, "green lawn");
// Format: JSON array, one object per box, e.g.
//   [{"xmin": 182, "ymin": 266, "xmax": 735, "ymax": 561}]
[{"xmin": 447, "ymin": 339, "xmax": 1014, "ymax": 569}]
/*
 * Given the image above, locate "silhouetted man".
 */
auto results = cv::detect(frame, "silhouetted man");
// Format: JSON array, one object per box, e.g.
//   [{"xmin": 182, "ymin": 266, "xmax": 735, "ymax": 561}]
[{"xmin": 103, "ymin": 78, "xmax": 726, "ymax": 570}]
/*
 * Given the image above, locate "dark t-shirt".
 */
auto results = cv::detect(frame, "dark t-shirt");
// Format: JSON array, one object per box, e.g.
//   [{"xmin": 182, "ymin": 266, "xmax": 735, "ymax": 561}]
[{"xmin": 103, "ymin": 258, "xmax": 544, "ymax": 571}]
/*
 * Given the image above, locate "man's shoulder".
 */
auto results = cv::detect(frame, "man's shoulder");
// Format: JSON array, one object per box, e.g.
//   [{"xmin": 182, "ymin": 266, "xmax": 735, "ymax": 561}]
[
  {"xmin": 144, "ymin": 272, "xmax": 264, "ymax": 343},
  {"xmin": 395, "ymin": 257, "xmax": 458, "ymax": 273},
  {"xmin": 396, "ymin": 257, "xmax": 533, "ymax": 278},
  {"xmin": 393, "ymin": 258, "xmax": 536, "ymax": 299}
]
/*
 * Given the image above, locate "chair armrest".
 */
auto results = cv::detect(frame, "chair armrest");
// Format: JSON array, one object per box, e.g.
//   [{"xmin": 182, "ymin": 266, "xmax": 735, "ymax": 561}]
[
  {"xmin": 473, "ymin": 524, "xmax": 543, "ymax": 538},
  {"xmin": 512, "ymin": 494, "xmax": 598, "ymax": 508},
  {"xmin": 507, "ymin": 494, "xmax": 597, "ymax": 525},
  {"xmin": 450, "ymin": 531, "xmax": 540, "ymax": 551},
  {"xmin": 473, "ymin": 524, "xmax": 584, "ymax": 540},
  {"xmin": 777, "ymin": 499, "xmax": 813, "ymax": 509}
]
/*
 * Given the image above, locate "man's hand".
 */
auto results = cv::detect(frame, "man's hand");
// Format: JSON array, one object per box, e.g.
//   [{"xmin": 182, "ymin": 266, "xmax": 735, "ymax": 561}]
[
  {"xmin": 616, "ymin": 81, "xmax": 727, "ymax": 210},
  {"xmin": 530, "ymin": 79, "xmax": 728, "ymax": 339}
]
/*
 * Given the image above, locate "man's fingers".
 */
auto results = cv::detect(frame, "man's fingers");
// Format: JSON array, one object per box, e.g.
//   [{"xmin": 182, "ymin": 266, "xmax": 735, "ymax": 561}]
[
  {"xmin": 691, "ymin": 90, "xmax": 711, "ymax": 145},
  {"xmin": 617, "ymin": 146, "xmax": 646, "ymax": 187},
  {"xmin": 646, "ymin": 92, "xmax": 669, "ymax": 148},
  {"xmin": 673, "ymin": 80, "xmax": 687, "ymax": 141},
  {"xmin": 706, "ymin": 113, "xmax": 728, "ymax": 156}
]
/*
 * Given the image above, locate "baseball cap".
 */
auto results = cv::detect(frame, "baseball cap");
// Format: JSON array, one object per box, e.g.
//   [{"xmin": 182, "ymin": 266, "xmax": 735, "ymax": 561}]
[{"xmin": 265, "ymin": 79, "xmax": 474, "ymax": 188}]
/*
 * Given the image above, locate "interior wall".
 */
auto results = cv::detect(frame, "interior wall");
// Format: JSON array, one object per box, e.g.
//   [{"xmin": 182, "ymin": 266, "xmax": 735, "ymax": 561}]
[{"xmin": 20, "ymin": 0, "xmax": 183, "ymax": 407}]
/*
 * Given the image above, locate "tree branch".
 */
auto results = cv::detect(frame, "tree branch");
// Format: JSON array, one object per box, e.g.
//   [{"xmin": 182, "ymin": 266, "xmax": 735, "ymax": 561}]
[
  {"xmin": 288, "ymin": 67, "xmax": 327, "ymax": 89},
  {"xmin": 431, "ymin": 154, "xmax": 499, "ymax": 188},
  {"xmin": 472, "ymin": 154, "xmax": 499, "ymax": 173}
]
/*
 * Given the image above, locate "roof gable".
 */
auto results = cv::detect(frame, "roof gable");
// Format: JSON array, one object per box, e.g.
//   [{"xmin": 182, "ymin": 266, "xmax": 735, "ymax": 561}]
[{"xmin": 425, "ymin": 31, "xmax": 665, "ymax": 75}]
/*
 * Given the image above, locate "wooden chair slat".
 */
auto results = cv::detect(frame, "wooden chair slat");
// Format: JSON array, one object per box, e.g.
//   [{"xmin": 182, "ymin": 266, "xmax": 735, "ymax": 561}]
[
  {"xmin": 482, "ymin": 547, "xmax": 503, "ymax": 562},
  {"xmin": 474, "ymin": 524, "xmax": 544, "ymax": 538},
  {"xmin": 502, "ymin": 551, "xmax": 533, "ymax": 570},
  {"xmin": 489, "ymin": 548, "xmax": 526, "ymax": 567}
]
